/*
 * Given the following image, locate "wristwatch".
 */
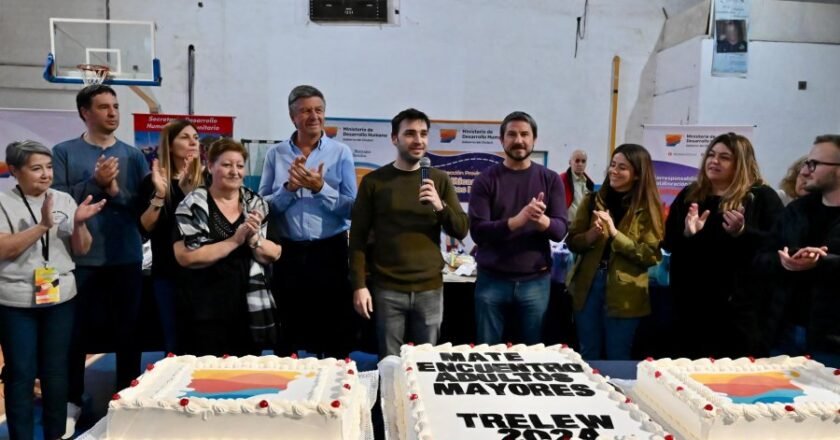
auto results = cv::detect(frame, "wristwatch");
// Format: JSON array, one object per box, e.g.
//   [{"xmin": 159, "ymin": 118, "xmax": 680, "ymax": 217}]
[{"xmin": 149, "ymin": 198, "xmax": 164, "ymax": 209}]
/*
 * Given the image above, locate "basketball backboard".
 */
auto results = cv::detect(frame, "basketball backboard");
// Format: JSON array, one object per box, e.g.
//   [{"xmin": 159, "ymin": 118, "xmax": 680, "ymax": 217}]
[{"xmin": 44, "ymin": 18, "xmax": 161, "ymax": 86}]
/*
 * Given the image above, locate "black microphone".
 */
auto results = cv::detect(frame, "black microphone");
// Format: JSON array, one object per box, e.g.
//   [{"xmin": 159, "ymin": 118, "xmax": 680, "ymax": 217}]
[{"xmin": 419, "ymin": 156, "xmax": 431, "ymax": 204}]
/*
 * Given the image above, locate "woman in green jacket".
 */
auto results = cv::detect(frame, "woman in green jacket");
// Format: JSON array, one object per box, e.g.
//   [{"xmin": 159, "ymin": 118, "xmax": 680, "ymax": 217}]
[{"xmin": 567, "ymin": 144, "xmax": 664, "ymax": 360}]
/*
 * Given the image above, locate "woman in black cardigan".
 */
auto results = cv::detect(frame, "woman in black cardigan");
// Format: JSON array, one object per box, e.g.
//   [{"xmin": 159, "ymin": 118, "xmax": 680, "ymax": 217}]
[{"xmin": 663, "ymin": 133, "xmax": 783, "ymax": 359}]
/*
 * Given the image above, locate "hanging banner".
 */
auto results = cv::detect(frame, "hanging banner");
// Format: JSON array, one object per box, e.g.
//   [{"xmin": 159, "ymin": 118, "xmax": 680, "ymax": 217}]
[
  {"xmin": 643, "ymin": 124, "xmax": 754, "ymax": 215},
  {"xmin": 712, "ymin": 0, "xmax": 751, "ymax": 77},
  {"xmin": 325, "ymin": 117, "xmax": 547, "ymax": 203},
  {"xmin": 325, "ymin": 117, "xmax": 548, "ymax": 261},
  {"xmin": 134, "ymin": 113, "xmax": 235, "ymax": 165},
  {"xmin": 0, "ymin": 108, "xmax": 83, "ymax": 190}
]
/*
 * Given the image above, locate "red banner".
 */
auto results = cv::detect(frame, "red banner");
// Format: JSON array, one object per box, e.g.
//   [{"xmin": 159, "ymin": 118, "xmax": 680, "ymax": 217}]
[{"xmin": 133, "ymin": 113, "xmax": 235, "ymax": 164}]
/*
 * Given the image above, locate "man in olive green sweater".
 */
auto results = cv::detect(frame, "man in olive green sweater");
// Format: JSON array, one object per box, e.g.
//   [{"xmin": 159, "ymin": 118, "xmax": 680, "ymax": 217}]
[{"xmin": 350, "ymin": 108, "xmax": 469, "ymax": 357}]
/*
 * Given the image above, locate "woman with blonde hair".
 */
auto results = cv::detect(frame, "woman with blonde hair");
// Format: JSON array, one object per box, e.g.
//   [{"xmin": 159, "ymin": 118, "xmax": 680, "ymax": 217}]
[
  {"xmin": 567, "ymin": 144, "xmax": 664, "ymax": 360},
  {"xmin": 777, "ymin": 156, "xmax": 809, "ymax": 206},
  {"xmin": 138, "ymin": 119, "xmax": 205, "ymax": 353},
  {"xmin": 663, "ymin": 133, "xmax": 782, "ymax": 358}
]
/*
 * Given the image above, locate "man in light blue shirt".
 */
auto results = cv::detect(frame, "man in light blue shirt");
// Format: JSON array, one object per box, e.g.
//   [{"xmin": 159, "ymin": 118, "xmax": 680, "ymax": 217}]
[{"xmin": 259, "ymin": 85, "xmax": 357, "ymax": 358}]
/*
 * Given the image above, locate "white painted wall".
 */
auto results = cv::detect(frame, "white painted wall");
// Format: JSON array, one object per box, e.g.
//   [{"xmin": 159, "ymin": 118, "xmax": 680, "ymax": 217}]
[
  {"xmin": 697, "ymin": 38, "xmax": 840, "ymax": 188},
  {"xmin": 651, "ymin": 36, "xmax": 703, "ymax": 125},
  {"xmin": 0, "ymin": 0, "xmax": 668, "ymax": 180},
  {"xmin": 649, "ymin": 34, "xmax": 840, "ymax": 188}
]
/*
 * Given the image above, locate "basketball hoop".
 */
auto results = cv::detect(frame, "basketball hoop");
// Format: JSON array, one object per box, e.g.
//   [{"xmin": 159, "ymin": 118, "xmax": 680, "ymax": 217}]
[{"xmin": 76, "ymin": 64, "xmax": 111, "ymax": 86}]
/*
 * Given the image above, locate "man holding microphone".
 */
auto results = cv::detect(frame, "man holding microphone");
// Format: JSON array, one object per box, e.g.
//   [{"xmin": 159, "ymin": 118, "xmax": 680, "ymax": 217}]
[{"xmin": 350, "ymin": 108, "xmax": 468, "ymax": 358}]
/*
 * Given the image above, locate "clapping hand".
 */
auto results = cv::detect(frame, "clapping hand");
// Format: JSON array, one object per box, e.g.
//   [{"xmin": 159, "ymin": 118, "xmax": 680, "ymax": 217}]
[
  {"xmin": 150, "ymin": 158, "xmax": 168, "ymax": 197},
  {"xmin": 288, "ymin": 156, "xmax": 325, "ymax": 192},
  {"xmin": 778, "ymin": 246, "xmax": 828, "ymax": 272},
  {"xmin": 509, "ymin": 192, "xmax": 549, "ymax": 230},
  {"xmin": 684, "ymin": 203, "xmax": 710, "ymax": 237},
  {"xmin": 94, "ymin": 155, "xmax": 120, "ymax": 197},
  {"xmin": 74, "ymin": 195, "xmax": 107, "ymax": 224},
  {"xmin": 722, "ymin": 206, "xmax": 746, "ymax": 237},
  {"xmin": 39, "ymin": 192, "xmax": 55, "ymax": 229},
  {"xmin": 593, "ymin": 210, "xmax": 617, "ymax": 237},
  {"xmin": 244, "ymin": 210, "xmax": 264, "ymax": 247},
  {"xmin": 175, "ymin": 154, "xmax": 199, "ymax": 194},
  {"xmin": 233, "ymin": 211, "xmax": 263, "ymax": 246},
  {"xmin": 585, "ymin": 216, "xmax": 605, "ymax": 244}
]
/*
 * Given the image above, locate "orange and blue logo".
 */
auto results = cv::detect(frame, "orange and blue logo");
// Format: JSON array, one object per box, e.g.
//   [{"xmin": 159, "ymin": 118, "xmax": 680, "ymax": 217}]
[
  {"xmin": 439, "ymin": 129, "xmax": 457, "ymax": 143},
  {"xmin": 690, "ymin": 371, "xmax": 805, "ymax": 404},
  {"xmin": 180, "ymin": 369, "xmax": 309, "ymax": 399},
  {"xmin": 324, "ymin": 126, "xmax": 339, "ymax": 138},
  {"xmin": 665, "ymin": 134, "xmax": 683, "ymax": 147}
]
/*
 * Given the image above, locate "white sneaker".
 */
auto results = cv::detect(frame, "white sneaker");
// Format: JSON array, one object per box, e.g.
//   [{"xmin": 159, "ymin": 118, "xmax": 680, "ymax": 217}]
[{"xmin": 63, "ymin": 402, "xmax": 82, "ymax": 439}]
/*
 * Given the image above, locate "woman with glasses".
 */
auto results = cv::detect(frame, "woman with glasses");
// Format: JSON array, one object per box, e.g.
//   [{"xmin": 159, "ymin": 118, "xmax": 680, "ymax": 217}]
[{"xmin": 663, "ymin": 133, "xmax": 783, "ymax": 359}]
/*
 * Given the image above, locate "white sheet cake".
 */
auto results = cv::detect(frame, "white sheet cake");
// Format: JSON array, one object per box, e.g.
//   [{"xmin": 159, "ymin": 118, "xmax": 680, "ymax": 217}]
[
  {"xmin": 384, "ymin": 343, "xmax": 670, "ymax": 440},
  {"xmin": 634, "ymin": 355, "xmax": 840, "ymax": 440},
  {"xmin": 105, "ymin": 354, "xmax": 368, "ymax": 439}
]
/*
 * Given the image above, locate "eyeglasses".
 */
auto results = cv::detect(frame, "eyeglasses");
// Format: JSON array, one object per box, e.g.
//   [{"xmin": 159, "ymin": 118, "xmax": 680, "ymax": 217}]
[{"xmin": 801, "ymin": 159, "xmax": 840, "ymax": 173}]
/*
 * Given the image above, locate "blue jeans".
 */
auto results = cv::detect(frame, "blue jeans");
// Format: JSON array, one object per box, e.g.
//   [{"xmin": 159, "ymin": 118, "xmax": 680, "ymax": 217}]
[
  {"xmin": 0, "ymin": 299, "xmax": 75, "ymax": 440},
  {"xmin": 152, "ymin": 277, "xmax": 178, "ymax": 354},
  {"xmin": 474, "ymin": 271, "xmax": 550, "ymax": 345},
  {"xmin": 574, "ymin": 268, "xmax": 640, "ymax": 360}
]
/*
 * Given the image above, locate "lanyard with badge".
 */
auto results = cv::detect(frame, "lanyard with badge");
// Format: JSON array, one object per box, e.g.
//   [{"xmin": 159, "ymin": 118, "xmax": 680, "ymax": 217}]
[{"xmin": 17, "ymin": 185, "xmax": 60, "ymax": 304}]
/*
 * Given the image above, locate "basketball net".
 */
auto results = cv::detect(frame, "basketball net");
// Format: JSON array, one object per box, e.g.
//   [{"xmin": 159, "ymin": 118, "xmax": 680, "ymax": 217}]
[{"xmin": 77, "ymin": 64, "xmax": 111, "ymax": 86}]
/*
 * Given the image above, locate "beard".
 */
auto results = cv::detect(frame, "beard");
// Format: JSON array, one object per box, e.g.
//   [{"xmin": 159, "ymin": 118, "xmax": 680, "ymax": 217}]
[
  {"xmin": 504, "ymin": 143, "xmax": 533, "ymax": 162},
  {"xmin": 398, "ymin": 148, "xmax": 422, "ymax": 165}
]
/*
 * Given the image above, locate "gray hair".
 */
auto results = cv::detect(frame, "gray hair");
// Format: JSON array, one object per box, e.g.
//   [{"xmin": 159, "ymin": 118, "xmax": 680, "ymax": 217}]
[
  {"xmin": 287, "ymin": 85, "xmax": 325, "ymax": 112},
  {"xmin": 5, "ymin": 140, "xmax": 52, "ymax": 169}
]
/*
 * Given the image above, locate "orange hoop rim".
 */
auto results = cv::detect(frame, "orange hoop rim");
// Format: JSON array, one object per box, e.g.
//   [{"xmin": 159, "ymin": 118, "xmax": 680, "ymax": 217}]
[{"xmin": 76, "ymin": 63, "xmax": 111, "ymax": 73}]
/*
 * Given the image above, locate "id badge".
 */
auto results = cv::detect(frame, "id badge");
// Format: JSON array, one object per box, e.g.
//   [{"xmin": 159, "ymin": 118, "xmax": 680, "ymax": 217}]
[{"xmin": 35, "ymin": 266, "xmax": 60, "ymax": 305}]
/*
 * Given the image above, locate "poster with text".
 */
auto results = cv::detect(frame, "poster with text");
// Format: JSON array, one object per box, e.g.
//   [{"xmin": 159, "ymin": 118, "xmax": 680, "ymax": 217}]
[
  {"xmin": 134, "ymin": 113, "xmax": 235, "ymax": 166},
  {"xmin": 712, "ymin": 0, "xmax": 751, "ymax": 77},
  {"xmin": 325, "ymin": 117, "xmax": 547, "ymax": 201},
  {"xmin": 326, "ymin": 117, "xmax": 548, "ymax": 256},
  {"xmin": 643, "ymin": 124, "xmax": 754, "ymax": 216}
]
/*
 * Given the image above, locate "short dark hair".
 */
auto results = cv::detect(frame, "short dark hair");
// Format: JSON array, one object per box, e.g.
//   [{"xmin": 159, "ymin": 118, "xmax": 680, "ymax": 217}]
[
  {"xmin": 814, "ymin": 134, "xmax": 840, "ymax": 149},
  {"xmin": 288, "ymin": 85, "xmax": 325, "ymax": 111},
  {"xmin": 76, "ymin": 85, "xmax": 117, "ymax": 121},
  {"xmin": 207, "ymin": 138, "xmax": 248, "ymax": 164},
  {"xmin": 391, "ymin": 108, "xmax": 430, "ymax": 137},
  {"xmin": 500, "ymin": 111, "xmax": 538, "ymax": 138}
]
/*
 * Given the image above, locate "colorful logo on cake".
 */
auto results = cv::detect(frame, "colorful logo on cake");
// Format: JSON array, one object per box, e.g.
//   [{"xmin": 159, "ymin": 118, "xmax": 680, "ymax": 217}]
[
  {"xmin": 439, "ymin": 129, "xmax": 457, "ymax": 143},
  {"xmin": 182, "ymin": 370, "xmax": 312, "ymax": 399},
  {"xmin": 690, "ymin": 371, "xmax": 805, "ymax": 404},
  {"xmin": 324, "ymin": 126, "xmax": 339, "ymax": 138},
  {"xmin": 665, "ymin": 134, "xmax": 683, "ymax": 147}
]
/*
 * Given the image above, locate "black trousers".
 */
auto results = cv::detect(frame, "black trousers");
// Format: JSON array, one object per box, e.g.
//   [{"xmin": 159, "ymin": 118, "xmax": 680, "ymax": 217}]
[{"xmin": 272, "ymin": 232, "xmax": 353, "ymax": 358}]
